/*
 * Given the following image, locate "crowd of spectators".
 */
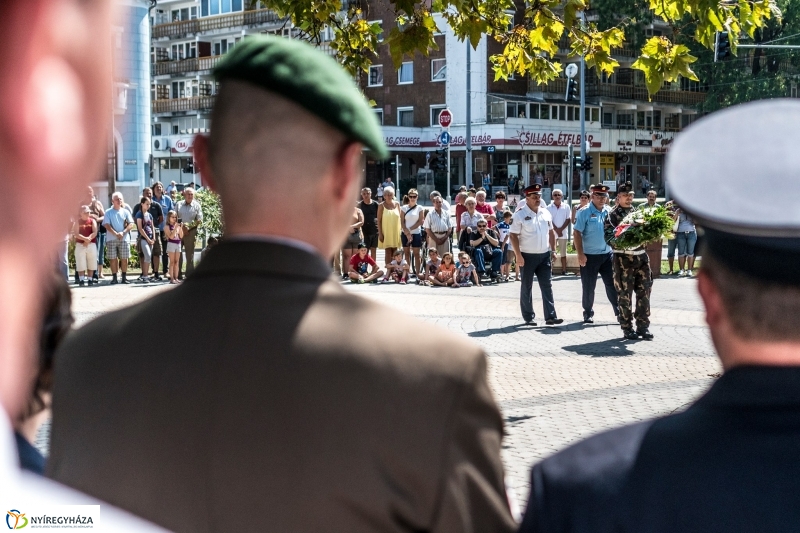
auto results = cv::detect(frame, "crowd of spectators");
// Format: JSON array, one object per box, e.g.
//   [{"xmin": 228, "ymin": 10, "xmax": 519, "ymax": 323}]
[
  {"xmin": 65, "ymin": 184, "xmax": 204, "ymax": 286},
  {"xmin": 331, "ymin": 184, "xmax": 694, "ymax": 288}
]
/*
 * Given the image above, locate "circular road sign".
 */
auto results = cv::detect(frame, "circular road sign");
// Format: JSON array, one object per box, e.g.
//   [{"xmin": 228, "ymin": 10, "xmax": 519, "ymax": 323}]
[{"xmin": 438, "ymin": 109, "xmax": 453, "ymax": 128}]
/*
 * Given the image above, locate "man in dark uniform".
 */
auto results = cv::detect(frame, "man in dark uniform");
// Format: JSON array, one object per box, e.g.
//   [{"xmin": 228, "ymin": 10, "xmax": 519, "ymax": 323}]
[
  {"xmin": 606, "ymin": 181, "xmax": 653, "ymax": 340},
  {"xmin": 573, "ymin": 183, "xmax": 618, "ymax": 324},
  {"xmin": 48, "ymin": 37, "xmax": 516, "ymax": 533},
  {"xmin": 519, "ymin": 99, "xmax": 800, "ymax": 533}
]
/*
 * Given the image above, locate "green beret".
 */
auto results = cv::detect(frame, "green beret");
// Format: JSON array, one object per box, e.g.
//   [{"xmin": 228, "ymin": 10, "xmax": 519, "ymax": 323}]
[{"xmin": 213, "ymin": 35, "xmax": 388, "ymax": 159}]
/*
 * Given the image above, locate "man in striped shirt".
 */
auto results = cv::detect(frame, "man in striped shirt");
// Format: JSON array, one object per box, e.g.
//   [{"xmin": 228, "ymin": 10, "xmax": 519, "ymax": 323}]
[{"xmin": 423, "ymin": 196, "xmax": 453, "ymax": 255}]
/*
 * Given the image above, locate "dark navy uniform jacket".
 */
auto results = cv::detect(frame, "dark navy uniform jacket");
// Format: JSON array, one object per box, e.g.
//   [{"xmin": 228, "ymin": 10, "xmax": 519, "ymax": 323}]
[{"xmin": 520, "ymin": 365, "xmax": 800, "ymax": 533}]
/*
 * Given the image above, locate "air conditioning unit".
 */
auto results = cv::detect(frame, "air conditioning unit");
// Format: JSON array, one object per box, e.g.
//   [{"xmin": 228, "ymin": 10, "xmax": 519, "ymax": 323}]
[
  {"xmin": 527, "ymin": 153, "xmax": 537, "ymax": 163},
  {"xmin": 152, "ymin": 137, "xmax": 169, "ymax": 151}
]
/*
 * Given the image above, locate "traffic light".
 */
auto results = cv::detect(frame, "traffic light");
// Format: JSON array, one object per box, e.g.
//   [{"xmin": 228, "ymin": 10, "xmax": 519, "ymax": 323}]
[
  {"xmin": 582, "ymin": 155, "xmax": 593, "ymax": 171},
  {"xmin": 565, "ymin": 78, "xmax": 578, "ymax": 102},
  {"xmin": 572, "ymin": 155, "xmax": 583, "ymax": 171},
  {"xmin": 714, "ymin": 31, "xmax": 731, "ymax": 62}
]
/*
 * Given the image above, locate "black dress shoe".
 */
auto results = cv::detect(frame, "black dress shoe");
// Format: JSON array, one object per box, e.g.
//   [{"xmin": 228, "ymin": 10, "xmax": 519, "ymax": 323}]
[
  {"xmin": 524, "ymin": 317, "xmax": 537, "ymax": 326},
  {"xmin": 582, "ymin": 314, "xmax": 594, "ymax": 324},
  {"xmin": 623, "ymin": 329, "xmax": 638, "ymax": 340},
  {"xmin": 637, "ymin": 329, "xmax": 654, "ymax": 340},
  {"xmin": 545, "ymin": 318, "xmax": 564, "ymax": 325}
]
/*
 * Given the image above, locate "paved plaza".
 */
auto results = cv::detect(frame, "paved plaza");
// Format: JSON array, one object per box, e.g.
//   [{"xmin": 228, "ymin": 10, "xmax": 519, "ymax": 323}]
[{"xmin": 67, "ymin": 270, "xmax": 719, "ymax": 505}]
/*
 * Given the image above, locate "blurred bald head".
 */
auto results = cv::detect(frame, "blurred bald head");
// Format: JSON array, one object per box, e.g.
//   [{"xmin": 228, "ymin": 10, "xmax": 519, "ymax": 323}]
[{"xmin": 0, "ymin": 0, "xmax": 112, "ymax": 417}]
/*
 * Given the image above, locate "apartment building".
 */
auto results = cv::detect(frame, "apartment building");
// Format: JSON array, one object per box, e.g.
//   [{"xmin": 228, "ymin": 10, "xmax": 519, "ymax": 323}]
[
  {"xmin": 149, "ymin": 0, "xmax": 298, "ymax": 184},
  {"xmin": 362, "ymin": 14, "xmax": 706, "ymax": 199}
]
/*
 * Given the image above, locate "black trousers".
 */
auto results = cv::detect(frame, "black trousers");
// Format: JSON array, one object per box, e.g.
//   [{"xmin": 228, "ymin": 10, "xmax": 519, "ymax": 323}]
[
  {"xmin": 580, "ymin": 252, "xmax": 619, "ymax": 319},
  {"xmin": 159, "ymin": 229, "xmax": 169, "ymax": 275},
  {"xmin": 519, "ymin": 252, "xmax": 557, "ymax": 321}
]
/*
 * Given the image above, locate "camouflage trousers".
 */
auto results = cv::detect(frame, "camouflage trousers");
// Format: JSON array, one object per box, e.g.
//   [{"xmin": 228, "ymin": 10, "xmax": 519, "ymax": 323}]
[{"xmin": 612, "ymin": 252, "xmax": 652, "ymax": 331}]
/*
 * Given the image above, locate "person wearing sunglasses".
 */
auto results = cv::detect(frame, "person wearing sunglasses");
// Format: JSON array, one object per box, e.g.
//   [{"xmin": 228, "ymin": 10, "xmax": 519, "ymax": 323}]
[{"xmin": 509, "ymin": 184, "xmax": 563, "ymax": 326}]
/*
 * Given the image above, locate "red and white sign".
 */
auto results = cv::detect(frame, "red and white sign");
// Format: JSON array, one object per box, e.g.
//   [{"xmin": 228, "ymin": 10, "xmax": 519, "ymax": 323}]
[
  {"xmin": 173, "ymin": 138, "xmax": 192, "ymax": 153},
  {"xmin": 438, "ymin": 109, "xmax": 452, "ymax": 128}
]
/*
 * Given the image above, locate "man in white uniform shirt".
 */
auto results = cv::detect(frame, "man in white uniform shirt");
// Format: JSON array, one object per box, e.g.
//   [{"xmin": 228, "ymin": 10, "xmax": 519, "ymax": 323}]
[
  {"xmin": 546, "ymin": 189, "xmax": 571, "ymax": 275},
  {"xmin": 0, "ymin": 0, "xmax": 163, "ymax": 528},
  {"xmin": 510, "ymin": 184, "xmax": 563, "ymax": 326}
]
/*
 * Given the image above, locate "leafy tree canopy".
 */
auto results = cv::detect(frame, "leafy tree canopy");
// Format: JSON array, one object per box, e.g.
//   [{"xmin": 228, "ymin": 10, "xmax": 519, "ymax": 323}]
[{"xmin": 248, "ymin": 0, "xmax": 782, "ymax": 95}]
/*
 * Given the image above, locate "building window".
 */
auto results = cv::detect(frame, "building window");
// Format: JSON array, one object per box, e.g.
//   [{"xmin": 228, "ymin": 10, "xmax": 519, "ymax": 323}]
[
  {"xmin": 558, "ymin": 105, "xmax": 566, "ymax": 120},
  {"xmin": 590, "ymin": 108, "xmax": 600, "ymax": 122},
  {"xmin": 617, "ymin": 112, "xmax": 634, "ymax": 128},
  {"xmin": 430, "ymin": 106, "xmax": 446, "ymax": 126},
  {"xmin": 540, "ymin": 105, "xmax": 550, "ymax": 120},
  {"xmin": 368, "ymin": 65, "xmax": 383, "ymax": 87},
  {"xmin": 204, "ymin": 0, "xmax": 243, "ymax": 16},
  {"xmin": 374, "ymin": 109, "xmax": 384, "ymax": 125},
  {"xmin": 172, "ymin": 124, "xmax": 179, "ymax": 134},
  {"xmin": 398, "ymin": 62, "xmax": 413, "ymax": 84},
  {"xmin": 505, "ymin": 102, "xmax": 527, "ymax": 119},
  {"xmin": 397, "ymin": 107, "xmax": 414, "ymax": 127},
  {"xmin": 152, "ymin": 124, "xmax": 162, "ymax": 136},
  {"xmin": 214, "ymin": 39, "xmax": 230, "ymax": 56},
  {"xmin": 431, "ymin": 58, "xmax": 446, "ymax": 81}
]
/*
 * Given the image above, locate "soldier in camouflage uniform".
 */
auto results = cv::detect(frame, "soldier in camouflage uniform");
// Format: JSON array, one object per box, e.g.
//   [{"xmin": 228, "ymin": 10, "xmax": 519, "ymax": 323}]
[{"xmin": 605, "ymin": 181, "xmax": 654, "ymax": 340}]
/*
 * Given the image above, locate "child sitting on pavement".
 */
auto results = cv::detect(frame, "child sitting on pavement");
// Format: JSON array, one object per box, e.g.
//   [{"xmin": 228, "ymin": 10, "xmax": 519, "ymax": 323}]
[
  {"xmin": 433, "ymin": 252, "xmax": 456, "ymax": 287},
  {"xmin": 420, "ymin": 248, "xmax": 441, "ymax": 286},
  {"xmin": 348, "ymin": 243, "xmax": 384, "ymax": 283},
  {"xmin": 454, "ymin": 252, "xmax": 481, "ymax": 287},
  {"xmin": 383, "ymin": 249, "xmax": 410, "ymax": 284},
  {"xmin": 496, "ymin": 210, "xmax": 514, "ymax": 282}
]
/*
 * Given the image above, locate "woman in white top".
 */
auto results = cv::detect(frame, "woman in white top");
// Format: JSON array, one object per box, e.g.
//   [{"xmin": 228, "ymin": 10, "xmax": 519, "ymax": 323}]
[{"xmin": 400, "ymin": 188, "xmax": 425, "ymax": 277}]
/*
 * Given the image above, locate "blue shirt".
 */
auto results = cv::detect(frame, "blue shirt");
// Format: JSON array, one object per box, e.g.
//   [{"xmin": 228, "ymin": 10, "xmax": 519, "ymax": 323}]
[
  {"xmin": 153, "ymin": 194, "xmax": 174, "ymax": 230},
  {"xmin": 104, "ymin": 207, "xmax": 134, "ymax": 242},
  {"xmin": 574, "ymin": 203, "xmax": 611, "ymax": 254}
]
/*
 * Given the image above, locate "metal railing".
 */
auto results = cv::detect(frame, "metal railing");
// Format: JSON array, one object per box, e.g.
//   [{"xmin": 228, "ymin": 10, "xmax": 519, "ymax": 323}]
[
  {"xmin": 152, "ymin": 96, "xmax": 216, "ymax": 114},
  {"xmin": 153, "ymin": 56, "xmax": 224, "ymax": 76},
  {"xmin": 153, "ymin": 8, "xmax": 283, "ymax": 39}
]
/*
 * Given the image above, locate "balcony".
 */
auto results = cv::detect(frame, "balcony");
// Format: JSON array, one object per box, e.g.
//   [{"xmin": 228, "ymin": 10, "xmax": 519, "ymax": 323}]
[
  {"xmin": 153, "ymin": 8, "xmax": 283, "ymax": 40},
  {"xmin": 531, "ymin": 79, "xmax": 705, "ymax": 106},
  {"xmin": 153, "ymin": 55, "xmax": 224, "ymax": 77},
  {"xmin": 152, "ymin": 96, "xmax": 215, "ymax": 114},
  {"xmin": 586, "ymin": 83, "xmax": 707, "ymax": 105}
]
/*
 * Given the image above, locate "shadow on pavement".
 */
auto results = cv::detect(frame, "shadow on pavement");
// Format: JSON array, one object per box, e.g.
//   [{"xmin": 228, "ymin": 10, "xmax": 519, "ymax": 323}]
[
  {"xmin": 468, "ymin": 324, "xmax": 527, "ymax": 338},
  {"xmin": 561, "ymin": 338, "xmax": 637, "ymax": 356}
]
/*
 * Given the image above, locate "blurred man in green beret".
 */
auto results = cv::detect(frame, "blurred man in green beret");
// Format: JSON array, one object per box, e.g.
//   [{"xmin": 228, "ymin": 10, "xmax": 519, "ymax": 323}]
[{"xmin": 49, "ymin": 36, "xmax": 516, "ymax": 532}]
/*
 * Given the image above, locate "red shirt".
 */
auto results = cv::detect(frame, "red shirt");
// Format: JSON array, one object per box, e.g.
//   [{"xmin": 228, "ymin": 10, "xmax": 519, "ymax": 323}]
[
  {"xmin": 455, "ymin": 204, "xmax": 466, "ymax": 233},
  {"xmin": 78, "ymin": 218, "xmax": 96, "ymax": 244},
  {"xmin": 349, "ymin": 253, "xmax": 376, "ymax": 273},
  {"xmin": 475, "ymin": 202, "xmax": 495, "ymax": 227}
]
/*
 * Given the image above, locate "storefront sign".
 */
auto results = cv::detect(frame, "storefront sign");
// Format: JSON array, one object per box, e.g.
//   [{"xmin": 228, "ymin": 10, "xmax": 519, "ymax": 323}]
[
  {"xmin": 384, "ymin": 136, "xmax": 421, "ymax": 147},
  {"xmin": 173, "ymin": 137, "xmax": 193, "ymax": 153},
  {"xmin": 636, "ymin": 139, "xmax": 653, "ymax": 147},
  {"xmin": 515, "ymin": 130, "xmax": 601, "ymax": 148},
  {"xmin": 124, "ymin": 159, "xmax": 137, "ymax": 165},
  {"xmin": 448, "ymin": 133, "xmax": 493, "ymax": 146}
]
